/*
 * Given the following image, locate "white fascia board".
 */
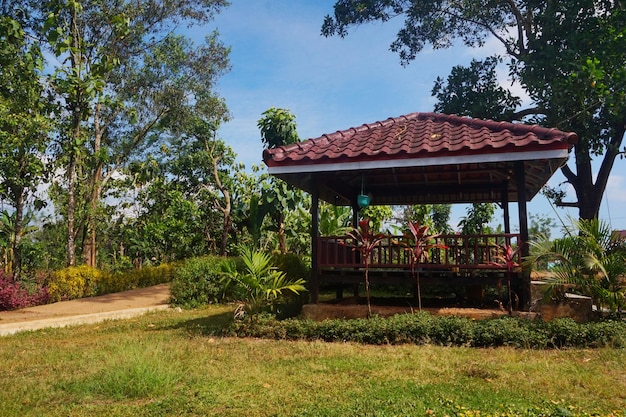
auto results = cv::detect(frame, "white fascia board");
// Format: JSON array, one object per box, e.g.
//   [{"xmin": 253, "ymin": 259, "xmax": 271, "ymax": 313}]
[{"xmin": 267, "ymin": 149, "xmax": 569, "ymax": 175}]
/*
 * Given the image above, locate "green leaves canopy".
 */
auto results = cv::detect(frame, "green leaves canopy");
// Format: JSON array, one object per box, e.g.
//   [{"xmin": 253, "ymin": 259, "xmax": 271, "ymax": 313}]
[{"xmin": 322, "ymin": 0, "xmax": 626, "ymax": 220}]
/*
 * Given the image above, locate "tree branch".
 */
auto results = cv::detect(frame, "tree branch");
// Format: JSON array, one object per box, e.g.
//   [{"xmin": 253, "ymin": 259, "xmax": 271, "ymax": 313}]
[{"xmin": 511, "ymin": 106, "xmax": 544, "ymax": 120}]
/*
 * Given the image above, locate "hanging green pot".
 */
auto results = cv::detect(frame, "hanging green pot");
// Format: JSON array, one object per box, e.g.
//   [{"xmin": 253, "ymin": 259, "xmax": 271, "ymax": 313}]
[{"xmin": 357, "ymin": 194, "xmax": 371, "ymax": 209}]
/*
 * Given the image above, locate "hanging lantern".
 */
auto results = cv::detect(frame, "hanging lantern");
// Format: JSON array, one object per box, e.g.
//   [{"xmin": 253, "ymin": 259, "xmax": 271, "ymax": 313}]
[
  {"xmin": 357, "ymin": 174, "xmax": 371, "ymax": 208},
  {"xmin": 357, "ymin": 193, "xmax": 371, "ymax": 208}
]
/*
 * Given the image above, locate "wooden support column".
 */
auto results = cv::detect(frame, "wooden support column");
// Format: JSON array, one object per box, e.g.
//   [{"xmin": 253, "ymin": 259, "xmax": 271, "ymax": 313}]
[
  {"xmin": 502, "ymin": 182, "xmax": 510, "ymax": 234},
  {"xmin": 310, "ymin": 188, "xmax": 320, "ymax": 303},
  {"xmin": 515, "ymin": 161, "xmax": 531, "ymax": 309},
  {"xmin": 351, "ymin": 202, "xmax": 360, "ymax": 299}
]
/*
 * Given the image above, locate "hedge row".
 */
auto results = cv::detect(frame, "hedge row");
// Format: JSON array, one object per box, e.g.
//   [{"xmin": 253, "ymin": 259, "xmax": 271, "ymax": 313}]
[
  {"xmin": 47, "ymin": 264, "xmax": 174, "ymax": 302},
  {"xmin": 224, "ymin": 312, "xmax": 626, "ymax": 349}
]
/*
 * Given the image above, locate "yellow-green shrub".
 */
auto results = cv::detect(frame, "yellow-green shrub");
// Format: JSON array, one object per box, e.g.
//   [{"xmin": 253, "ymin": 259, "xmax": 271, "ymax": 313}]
[
  {"xmin": 48, "ymin": 265, "xmax": 109, "ymax": 302},
  {"xmin": 97, "ymin": 264, "xmax": 174, "ymax": 295}
]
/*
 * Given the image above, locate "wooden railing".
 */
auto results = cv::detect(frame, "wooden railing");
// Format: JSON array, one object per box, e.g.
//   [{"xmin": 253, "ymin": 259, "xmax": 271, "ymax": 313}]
[{"xmin": 317, "ymin": 233, "xmax": 521, "ymax": 271}]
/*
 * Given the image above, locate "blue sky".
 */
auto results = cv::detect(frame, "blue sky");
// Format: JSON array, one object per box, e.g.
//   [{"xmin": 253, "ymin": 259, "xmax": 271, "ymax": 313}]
[{"xmin": 206, "ymin": 0, "xmax": 626, "ymax": 234}]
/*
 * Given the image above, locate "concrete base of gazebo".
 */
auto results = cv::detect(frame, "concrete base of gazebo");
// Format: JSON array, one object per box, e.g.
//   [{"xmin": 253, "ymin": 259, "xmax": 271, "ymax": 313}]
[{"xmin": 300, "ymin": 303, "xmax": 539, "ymax": 321}]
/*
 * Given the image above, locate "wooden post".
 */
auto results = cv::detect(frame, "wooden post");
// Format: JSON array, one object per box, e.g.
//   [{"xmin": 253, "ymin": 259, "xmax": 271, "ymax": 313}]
[
  {"xmin": 310, "ymin": 188, "xmax": 320, "ymax": 303},
  {"xmin": 502, "ymin": 181, "xmax": 510, "ymax": 234},
  {"xmin": 515, "ymin": 161, "xmax": 530, "ymax": 309}
]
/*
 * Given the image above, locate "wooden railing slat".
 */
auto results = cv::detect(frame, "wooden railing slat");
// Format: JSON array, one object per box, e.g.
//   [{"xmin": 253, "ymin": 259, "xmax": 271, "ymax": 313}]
[{"xmin": 317, "ymin": 233, "xmax": 521, "ymax": 271}]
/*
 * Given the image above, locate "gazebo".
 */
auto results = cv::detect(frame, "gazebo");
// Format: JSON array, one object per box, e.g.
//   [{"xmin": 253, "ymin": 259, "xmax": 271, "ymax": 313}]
[{"xmin": 263, "ymin": 112, "xmax": 577, "ymax": 309}]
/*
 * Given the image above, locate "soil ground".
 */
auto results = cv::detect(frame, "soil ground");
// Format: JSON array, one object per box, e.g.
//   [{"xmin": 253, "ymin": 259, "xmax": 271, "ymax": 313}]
[{"xmin": 0, "ymin": 284, "xmax": 171, "ymax": 336}]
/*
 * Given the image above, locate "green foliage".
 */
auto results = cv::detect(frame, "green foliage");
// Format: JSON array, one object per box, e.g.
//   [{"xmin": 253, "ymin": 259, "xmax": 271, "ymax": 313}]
[
  {"xmin": 322, "ymin": 1, "xmax": 626, "ymax": 220},
  {"xmin": 4, "ymin": 0, "xmax": 231, "ymax": 266},
  {"xmin": 226, "ymin": 313, "xmax": 626, "ymax": 349},
  {"xmin": 271, "ymin": 252, "xmax": 310, "ymax": 282},
  {"xmin": 433, "ymin": 56, "xmax": 521, "ymax": 120},
  {"xmin": 458, "ymin": 203, "xmax": 496, "ymax": 234},
  {"xmin": 257, "ymin": 107, "xmax": 299, "ymax": 149},
  {"xmin": 527, "ymin": 218, "xmax": 626, "ymax": 313},
  {"xmin": 319, "ymin": 203, "xmax": 352, "ymax": 236},
  {"xmin": 169, "ymin": 256, "xmax": 237, "ymax": 308},
  {"xmin": 230, "ymin": 247, "xmax": 307, "ymax": 314},
  {"xmin": 360, "ymin": 205, "xmax": 393, "ymax": 232},
  {"xmin": 97, "ymin": 264, "xmax": 174, "ymax": 295},
  {"xmin": 529, "ymin": 212, "xmax": 557, "ymax": 241},
  {"xmin": 400, "ymin": 204, "xmax": 453, "ymax": 234},
  {"xmin": 48, "ymin": 265, "xmax": 108, "ymax": 302},
  {"xmin": 0, "ymin": 16, "xmax": 53, "ymax": 275}
]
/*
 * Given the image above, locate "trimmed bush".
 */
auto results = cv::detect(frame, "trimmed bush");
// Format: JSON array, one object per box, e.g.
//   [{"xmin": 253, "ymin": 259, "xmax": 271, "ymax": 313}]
[
  {"xmin": 225, "ymin": 312, "xmax": 626, "ymax": 349},
  {"xmin": 0, "ymin": 271, "xmax": 49, "ymax": 311},
  {"xmin": 97, "ymin": 264, "xmax": 174, "ymax": 295},
  {"xmin": 169, "ymin": 256, "xmax": 237, "ymax": 308},
  {"xmin": 47, "ymin": 265, "xmax": 109, "ymax": 302}
]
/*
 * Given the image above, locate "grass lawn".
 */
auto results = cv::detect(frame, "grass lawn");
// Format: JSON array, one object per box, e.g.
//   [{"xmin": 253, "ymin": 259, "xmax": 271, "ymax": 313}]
[{"xmin": 0, "ymin": 306, "xmax": 624, "ymax": 417}]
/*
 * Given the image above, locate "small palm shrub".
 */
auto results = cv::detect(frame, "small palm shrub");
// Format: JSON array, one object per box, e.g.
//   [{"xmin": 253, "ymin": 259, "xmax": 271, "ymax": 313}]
[
  {"xmin": 47, "ymin": 265, "xmax": 109, "ymax": 302},
  {"xmin": 527, "ymin": 218, "xmax": 626, "ymax": 314},
  {"xmin": 169, "ymin": 256, "xmax": 238, "ymax": 308},
  {"xmin": 230, "ymin": 247, "xmax": 307, "ymax": 315}
]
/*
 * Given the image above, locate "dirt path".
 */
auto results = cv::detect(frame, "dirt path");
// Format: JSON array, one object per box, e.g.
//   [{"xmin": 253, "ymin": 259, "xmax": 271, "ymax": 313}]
[{"xmin": 0, "ymin": 284, "xmax": 171, "ymax": 336}]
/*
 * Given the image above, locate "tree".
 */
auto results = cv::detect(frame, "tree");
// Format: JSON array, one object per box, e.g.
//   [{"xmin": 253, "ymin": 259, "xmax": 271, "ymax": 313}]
[
  {"xmin": 9, "ymin": 0, "xmax": 230, "ymax": 267},
  {"xmin": 170, "ymin": 109, "xmax": 238, "ymax": 257},
  {"xmin": 258, "ymin": 108, "xmax": 302, "ymax": 254},
  {"xmin": 319, "ymin": 203, "xmax": 352, "ymax": 236},
  {"xmin": 0, "ymin": 17, "xmax": 52, "ymax": 277},
  {"xmin": 432, "ymin": 56, "xmax": 521, "ymax": 121},
  {"xmin": 458, "ymin": 203, "xmax": 496, "ymax": 235},
  {"xmin": 322, "ymin": 0, "xmax": 626, "ymax": 221},
  {"xmin": 400, "ymin": 204, "xmax": 452, "ymax": 235}
]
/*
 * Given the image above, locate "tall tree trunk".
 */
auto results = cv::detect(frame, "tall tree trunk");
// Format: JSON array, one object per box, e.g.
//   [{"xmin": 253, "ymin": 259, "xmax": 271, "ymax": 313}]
[
  {"xmin": 562, "ymin": 126, "xmax": 625, "ymax": 220},
  {"xmin": 11, "ymin": 188, "xmax": 24, "ymax": 279},
  {"xmin": 66, "ymin": 0, "xmax": 82, "ymax": 267},
  {"xmin": 208, "ymin": 135, "xmax": 232, "ymax": 256},
  {"xmin": 83, "ymin": 102, "xmax": 103, "ymax": 267},
  {"xmin": 67, "ymin": 152, "xmax": 77, "ymax": 267}
]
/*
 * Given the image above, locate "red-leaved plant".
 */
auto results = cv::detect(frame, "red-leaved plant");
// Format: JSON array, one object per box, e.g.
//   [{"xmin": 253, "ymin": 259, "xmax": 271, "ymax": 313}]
[
  {"xmin": 404, "ymin": 221, "xmax": 448, "ymax": 311},
  {"xmin": 0, "ymin": 271, "xmax": 49, "ymax": 311},
  {"xmin": 491, "ymin": 244, "xmax": 521, "ymax": 314},
  {"xmin": 346, "ymin": 218, "xmax": 386, "ymax": 317}
]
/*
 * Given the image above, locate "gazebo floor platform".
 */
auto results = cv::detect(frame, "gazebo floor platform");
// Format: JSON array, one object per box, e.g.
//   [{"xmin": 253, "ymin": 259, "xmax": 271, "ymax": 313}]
[{"xmin": 301, "ymin": 296, "xmax": 539, "ymax": 321}]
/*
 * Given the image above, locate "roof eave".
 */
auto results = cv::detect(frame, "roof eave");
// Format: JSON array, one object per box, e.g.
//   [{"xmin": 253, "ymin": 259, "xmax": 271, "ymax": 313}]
[{"xmin": 267, "ymin": 148, "xmax": 570, "ymax": 175}]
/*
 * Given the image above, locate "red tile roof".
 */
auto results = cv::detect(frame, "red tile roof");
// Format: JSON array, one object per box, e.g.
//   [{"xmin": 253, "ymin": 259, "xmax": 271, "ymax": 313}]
[
  {"xmin": 262, "ymin": 112, "xmax": 578, "ymax": 206},
  {"xmin": 263, "ymin": 112, "xmax": 577, "ymax": 167}
]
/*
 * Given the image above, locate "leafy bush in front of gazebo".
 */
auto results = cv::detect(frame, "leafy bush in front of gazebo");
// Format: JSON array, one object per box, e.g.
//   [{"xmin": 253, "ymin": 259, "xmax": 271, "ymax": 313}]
[{"xmin": 224, "ymin": 312, "xmax": 626, "ymax": 349}]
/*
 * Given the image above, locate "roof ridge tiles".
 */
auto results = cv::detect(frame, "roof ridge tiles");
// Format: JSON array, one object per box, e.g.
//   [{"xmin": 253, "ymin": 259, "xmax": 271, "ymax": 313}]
[{"xmin": 262, "ymin": 112, "xmax": 578, "ymax": 166}]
